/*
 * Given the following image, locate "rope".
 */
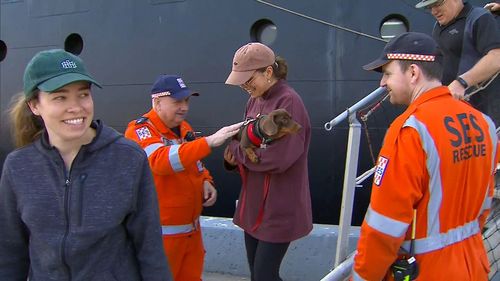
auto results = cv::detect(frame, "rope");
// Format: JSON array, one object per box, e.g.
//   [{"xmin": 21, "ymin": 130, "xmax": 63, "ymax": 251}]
[
  {"xmin": 359, "ymin": 94, "xmax": 389, "ymax": 165},
  {"xmin": 362, "ymin": 120, "xmax": 377, "ymax": 166},
  {"xmin": 464, "ymin": 71, "xmax": 499, "ymax": 100},
  {"xmin": 255, "ymin": 0, "xmax": 387, "ymax": 43},
  {"xmin": 360, "ymin": 94, "xmax": 389, "ymax": 122}
]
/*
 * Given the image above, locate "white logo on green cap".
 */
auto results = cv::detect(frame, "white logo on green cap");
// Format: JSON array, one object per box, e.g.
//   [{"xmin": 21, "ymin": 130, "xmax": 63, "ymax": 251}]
[{"xmin": 61, "ymin": 59, "xmax": 78, "ymax": 69}]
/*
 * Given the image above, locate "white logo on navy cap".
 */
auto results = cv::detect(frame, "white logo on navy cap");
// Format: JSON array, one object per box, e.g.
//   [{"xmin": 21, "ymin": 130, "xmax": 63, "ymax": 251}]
[
  {"xmin": 61, "ymin": 59, "xmax": 77, "ymax": 69},
  {"xmin": 177, "ymin": 78, "xmax": 186, "ymax": 88}
]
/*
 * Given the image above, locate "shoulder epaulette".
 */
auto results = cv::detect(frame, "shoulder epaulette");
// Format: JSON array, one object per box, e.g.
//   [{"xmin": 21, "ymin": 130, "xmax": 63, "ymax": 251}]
[{"xmin": 135, "ymin": 116, "xmax": 149, "ymax": 125}]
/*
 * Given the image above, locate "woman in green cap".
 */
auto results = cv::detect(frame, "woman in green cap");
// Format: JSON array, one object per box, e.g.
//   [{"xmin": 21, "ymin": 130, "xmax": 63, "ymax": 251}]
[{"xmin": 0, "ymin": 49, "xmax": 172, "ymax": 281}]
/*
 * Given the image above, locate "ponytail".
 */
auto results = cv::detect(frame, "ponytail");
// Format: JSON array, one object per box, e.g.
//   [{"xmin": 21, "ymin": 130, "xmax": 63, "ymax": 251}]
[
  {"xmin": 8, "ymin": 92, "xmax": 44, "ymax": 148},
  {"xmin": 272, "ymin": 56, "xmax": 288, "ymax": 80}
]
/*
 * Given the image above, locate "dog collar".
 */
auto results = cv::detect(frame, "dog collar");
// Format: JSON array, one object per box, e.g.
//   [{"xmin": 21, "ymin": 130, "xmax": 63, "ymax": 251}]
[
  {"xmin": 246, "ymin": 116, "xmax": 274, "ymax": 147},
  {"xmin": 255, "ymin": 117, "xmax": 274, "ymax": 144},
  {"xmin": 247, "ymin": 122, "xmax": 263, "ymax": 146}
]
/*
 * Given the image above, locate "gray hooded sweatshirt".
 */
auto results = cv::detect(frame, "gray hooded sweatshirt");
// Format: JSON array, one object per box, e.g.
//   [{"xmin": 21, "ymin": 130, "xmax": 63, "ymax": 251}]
[{"xmin": 0, "ymin": 121, "xmax": 172, "ymax": 281}]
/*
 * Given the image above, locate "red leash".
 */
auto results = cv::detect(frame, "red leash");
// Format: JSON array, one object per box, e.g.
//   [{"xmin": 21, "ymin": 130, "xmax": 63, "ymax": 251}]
[{"xmin": 237, "ymin": 164, "xmax": 271, "ymax": 232}]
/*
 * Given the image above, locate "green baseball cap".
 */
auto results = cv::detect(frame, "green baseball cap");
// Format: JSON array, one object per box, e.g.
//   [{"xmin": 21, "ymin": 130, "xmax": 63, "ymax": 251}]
[{"xmin": 23, "ymin": 49, "xmax": 101, "ymax": 98}]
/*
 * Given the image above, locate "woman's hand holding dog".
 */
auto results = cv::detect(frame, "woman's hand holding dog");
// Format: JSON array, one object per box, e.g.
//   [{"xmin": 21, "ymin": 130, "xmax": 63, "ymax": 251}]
[{"xmin": 224, "ymin": 146, "xmax": 238, "ymax": 166}]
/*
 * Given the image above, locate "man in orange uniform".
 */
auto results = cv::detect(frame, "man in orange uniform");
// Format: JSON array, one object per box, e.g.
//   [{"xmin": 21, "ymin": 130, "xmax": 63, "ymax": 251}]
[
  {"xmin": 125, "ymin": 74, "xmax": 242, "ymax": 281},
  {"xmin": 352, "ymin": 32, "xmax": 499, "ymax": 280}
]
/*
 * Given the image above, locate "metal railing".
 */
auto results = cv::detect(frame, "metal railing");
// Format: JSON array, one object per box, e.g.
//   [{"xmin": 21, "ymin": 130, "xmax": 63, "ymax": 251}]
[
  {"xmin": 321, "ymin": 87, "xmax": 386, "ymax": 280},
  {"xmin": 320, "ymin": 252, "xmax": 355, "ymax": 281}
]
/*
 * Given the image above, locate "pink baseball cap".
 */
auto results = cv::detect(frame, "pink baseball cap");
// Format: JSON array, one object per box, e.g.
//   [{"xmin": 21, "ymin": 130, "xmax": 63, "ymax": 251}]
[{"xmin": 225, "ymin": 42, "xmax": 275, "ymax": 85}]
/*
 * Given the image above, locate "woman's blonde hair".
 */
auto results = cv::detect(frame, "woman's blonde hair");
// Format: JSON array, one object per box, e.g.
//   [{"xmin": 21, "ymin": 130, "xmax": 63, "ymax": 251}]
[{"xmin": 8, "ymin": 92, "xmax": 44, "ymax": 148}]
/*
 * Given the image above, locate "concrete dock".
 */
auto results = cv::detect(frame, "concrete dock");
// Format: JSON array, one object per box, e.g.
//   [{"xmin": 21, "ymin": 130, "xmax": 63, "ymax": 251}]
[
  {"xmin": 203, "ymin": 272, "xmax": 249, "ymax": 281},
  {"xmin": 201, "ymin": 216, "xmax": 360, "ymax": 281}
]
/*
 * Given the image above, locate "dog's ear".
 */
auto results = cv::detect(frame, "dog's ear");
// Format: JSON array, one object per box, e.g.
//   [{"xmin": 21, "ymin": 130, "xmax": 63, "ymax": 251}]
[{"xmin": 260, "ymin": 115, "xmax": 279, "ymax": 136}]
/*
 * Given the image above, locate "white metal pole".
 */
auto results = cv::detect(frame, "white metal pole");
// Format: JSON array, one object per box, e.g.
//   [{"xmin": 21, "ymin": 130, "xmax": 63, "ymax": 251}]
[{"xmin": 334, "ymin": 113, "xmax": 361, "ymax": 267}]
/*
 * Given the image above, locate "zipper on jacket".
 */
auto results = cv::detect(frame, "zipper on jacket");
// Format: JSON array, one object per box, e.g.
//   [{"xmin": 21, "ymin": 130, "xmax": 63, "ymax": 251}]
[
  {"xmin": 61, "ymin": 176, "xmax": 73, "ymax": 280},
  {"xmin": 57, "ymin": 147, "xmax": 84, "ymax": 281},
  {"xmin": 76, "ymin": 173, "xmax": 87, "ymax": 226}
]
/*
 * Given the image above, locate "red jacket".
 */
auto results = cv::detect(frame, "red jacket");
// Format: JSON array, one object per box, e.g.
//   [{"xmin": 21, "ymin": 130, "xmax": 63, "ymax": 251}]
[
  {"xmin": 353, "ymin": 87, "xmax": 499, "ymax": 281},
  {"xmin": 125, "ymin": 109, "xmax": 212, "ymax": 227}
]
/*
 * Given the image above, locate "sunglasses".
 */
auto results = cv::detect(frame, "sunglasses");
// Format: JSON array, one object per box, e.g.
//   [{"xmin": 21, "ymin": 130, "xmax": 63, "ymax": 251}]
[{"xmin": 240, "ymin": 73, "xmax": 257, "ymax": 88}]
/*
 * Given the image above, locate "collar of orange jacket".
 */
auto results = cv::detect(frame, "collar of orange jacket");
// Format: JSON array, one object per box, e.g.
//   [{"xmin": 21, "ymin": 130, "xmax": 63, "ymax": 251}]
[{"xmin": 144, "ymin": 109, "xmax": 170, "ymax": 135}]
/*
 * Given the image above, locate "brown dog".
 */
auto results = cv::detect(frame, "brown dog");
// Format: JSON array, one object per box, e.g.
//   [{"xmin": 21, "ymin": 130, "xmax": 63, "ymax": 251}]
[{"xmin": 237, "ymin": 108, "xmax": 301, "ymax": 163}]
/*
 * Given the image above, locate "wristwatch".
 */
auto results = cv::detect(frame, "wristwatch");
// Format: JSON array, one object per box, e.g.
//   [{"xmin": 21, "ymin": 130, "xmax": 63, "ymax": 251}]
[{"xmin": 455, "ymin": 76, "xmax": 469, "ymax": 89}]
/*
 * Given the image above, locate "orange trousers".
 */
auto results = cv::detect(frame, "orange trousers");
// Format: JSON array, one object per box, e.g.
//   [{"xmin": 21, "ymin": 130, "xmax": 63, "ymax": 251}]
[{"xmin": 162, "ymin": 229, "xmax": 205, "ymax": 281}]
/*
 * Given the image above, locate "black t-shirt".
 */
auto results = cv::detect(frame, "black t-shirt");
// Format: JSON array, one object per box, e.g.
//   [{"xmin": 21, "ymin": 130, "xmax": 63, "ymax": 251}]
[
  {"xmin": 171, "ymin": 126, "xmax": 181, "ymax": 137},
  {"xmin": 432, "ymin": 2, "xmax": 500, "ymax": 84}
]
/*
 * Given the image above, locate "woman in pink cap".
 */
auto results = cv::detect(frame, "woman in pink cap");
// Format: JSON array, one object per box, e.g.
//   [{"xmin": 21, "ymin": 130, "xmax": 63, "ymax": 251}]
[{"xmin": 224, "ymin": 42, "xmax": 313, "ymax": 281}]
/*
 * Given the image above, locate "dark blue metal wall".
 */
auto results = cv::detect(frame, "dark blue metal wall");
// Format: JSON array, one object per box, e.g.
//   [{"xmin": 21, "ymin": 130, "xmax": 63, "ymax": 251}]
[{"xmin": 0, "ymin": 0, "xmax": 490, "ymax": 224}]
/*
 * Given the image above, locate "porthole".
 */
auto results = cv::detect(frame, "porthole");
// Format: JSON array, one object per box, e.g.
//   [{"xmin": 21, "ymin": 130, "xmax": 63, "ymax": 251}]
[
  {"xmin": 64, "ymin": 33, "xmax": 84, "ymax": 55},
  {"xmin": 0, "ymin": 40, "xmax": 7, "ymax": 62},
  {"xmin": 380, "ymin": 15, "xmax": 409, "ymax": 40},
  {"xmin": 250, "ymin": 19, "xmax": 277, "ymax": 45}
]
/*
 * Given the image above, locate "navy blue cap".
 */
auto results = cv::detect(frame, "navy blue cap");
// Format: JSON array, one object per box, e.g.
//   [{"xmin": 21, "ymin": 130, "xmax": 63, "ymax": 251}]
[
  {"xmin": 363, "ymin": 32, "xmax": 442, "ymax": 72},
  {"xmin": 150, "ymin": 74, "xmax": 199, "ymax": 100}
]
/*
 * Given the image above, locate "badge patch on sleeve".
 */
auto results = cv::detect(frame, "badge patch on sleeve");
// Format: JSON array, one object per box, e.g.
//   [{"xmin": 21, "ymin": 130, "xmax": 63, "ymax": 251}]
[
  {"xmin": 135, "ymin": 127, "xmax": 152, "ymax": 141},
  {"xmin": 374, "ymin": 156, "xmax": 389, "ymax": 186}
]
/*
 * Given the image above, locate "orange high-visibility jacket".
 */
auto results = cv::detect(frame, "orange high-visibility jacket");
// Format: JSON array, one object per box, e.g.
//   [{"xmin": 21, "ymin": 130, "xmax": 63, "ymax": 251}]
[
  {"xmin": 353, "ymin": 87, "xmax": 499, "ymax": 281},
  {"xmin": 125, "ymin": 109, "xmax": 213, "ymax": 227}
]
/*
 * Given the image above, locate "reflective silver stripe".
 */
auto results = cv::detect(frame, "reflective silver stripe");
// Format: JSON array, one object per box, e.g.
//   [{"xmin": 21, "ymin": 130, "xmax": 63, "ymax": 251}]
[
  {"xmin": 168, "ymin": 144, "xmax": 184, "ymax": 172},
  {"xmin": 365, "ymin": 205, "xmax": 409, "ymax": 238},
  {"xmin": 404, "ymin": 116, "xmax": 442, "ymax": 237},
  {"xmin": 161, "ymin": 218, "xmax": 199, "ymax": 235},
  {"xmin": 482, "ymin": 196, "xmax": 492, "ymax": 212},
  {"xmin": 161, "ymin": 224, "xmax": 195, "ymax": 235},
  {"xmin": 144, "ymin": 143, "xmax": 164, "ymax": 157},
  {"xmin": 483, "ymin": 113, "xmax": 498, "ymax": 173},
  {"xmin": 352, "ymin": 270, "xmax": 367, "ymax": 281},
  {"xmin": 402, "ymin": 219, "xmax": 480, "ymax": 254},
  {"xmin": 480, "ymin": 115, "xmax": 497, "ymax": 215}
]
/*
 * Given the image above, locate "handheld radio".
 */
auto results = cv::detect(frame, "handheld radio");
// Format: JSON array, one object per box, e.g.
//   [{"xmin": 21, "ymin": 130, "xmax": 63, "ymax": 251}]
[{"xmin": 391, "ymin": 210, "xmax": 419, "ymax": 281}]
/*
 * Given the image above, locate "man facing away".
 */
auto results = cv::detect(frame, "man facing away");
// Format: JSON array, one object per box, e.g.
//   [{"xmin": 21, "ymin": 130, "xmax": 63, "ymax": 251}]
[
  {"xmin": 125, "ymin": 75, "xmax": 242, "ymax": 281},
  {"xmin": 352, "ymin": 32, "xmax": 499, "ymax": 280},
  {"xmin": 416, "ymin": 0, "xmax": 500, "ymax": 125}
]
